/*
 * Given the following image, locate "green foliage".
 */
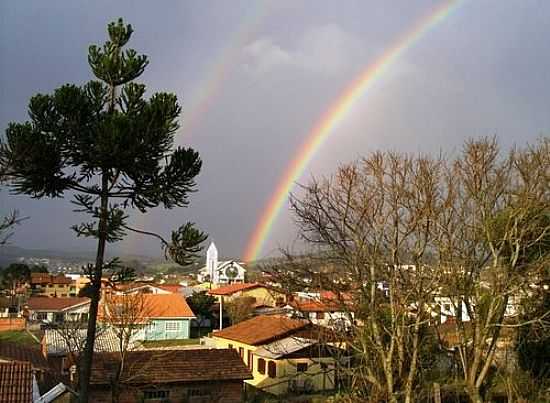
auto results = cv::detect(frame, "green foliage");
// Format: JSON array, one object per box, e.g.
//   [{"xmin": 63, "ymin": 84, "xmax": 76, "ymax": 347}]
[
  {"xmin": 0, "ymin": 263, "xmax": 31, "ymax": 289},
  {"xmin": 186, "ymin": 291, "xmax": 216, "ymax": 320},
  {"xmin": 0, "ymin": 18, "xmax": 206, "ymax": 266}
]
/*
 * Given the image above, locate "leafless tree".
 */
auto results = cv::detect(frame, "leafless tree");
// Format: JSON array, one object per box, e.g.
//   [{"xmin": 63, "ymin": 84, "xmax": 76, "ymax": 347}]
[
  {"xmin": 269, "ymin": 137, "xmax": 549, "ymax": 402},
  {"xmin": 101, "ymin": 292, "xmax": 152, "ymax": 403},
  {"xmin": 432, "ymin": 138, "xmax": 550, "ymax": 402},
  {"xmin": 225, "ymin": 296, "xmax": 256, "ymax": 325}
]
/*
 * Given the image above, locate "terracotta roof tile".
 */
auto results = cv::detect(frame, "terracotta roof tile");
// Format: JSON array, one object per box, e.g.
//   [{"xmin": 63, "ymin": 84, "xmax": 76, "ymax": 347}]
[
  {"xmin": 30, "ymin": 273, "xmax": 72, "ymax": 285},
  {"xmin": 156, "ymin": 284, "xmax": 182, "ymax": 293},
  {"xmin": 90, "ymin": 349, "xmax": 252, "ymax": 385},
  {"xmin": 26, "ymin": 297, "xmax": 90, "ymax": 311},
  {"xmin": 208, "ymin": 283, "xmax": 263, "ymax": 296},
  {"xmin": 0, "ymin": 342, "xmax": 51, "ymax": 372},
  {"xmin": 213, "ymin": 315, "xmax": 309, "ymax": 345},
  {"xmin": 0, "ymin": 361, "xmax": 33, "ymax": 403},
  {"xmin": 100, "ymin": 293, "xmax": 195, "ymax": 320}
]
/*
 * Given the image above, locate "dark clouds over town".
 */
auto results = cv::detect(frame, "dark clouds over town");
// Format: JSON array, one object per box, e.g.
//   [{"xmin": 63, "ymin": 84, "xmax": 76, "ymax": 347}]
[{"xmin": 1, "ymin": 1, "xmax": 549, "ymax": 260}]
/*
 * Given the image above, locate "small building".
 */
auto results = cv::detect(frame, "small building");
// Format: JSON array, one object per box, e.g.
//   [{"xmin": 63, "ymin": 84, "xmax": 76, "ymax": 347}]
[
  {"xmin": 29, "ymin": 273, "xmax": 76, "ymax": 298},
  {"xmin": 209, "ymin": 283, "xmax": 286, "ymax": 307},
  {"xmin": 24, "ymin": 297, "xmax": 90, "ymax": 324},
  {"xmin": 99, "ymin": 294, "xmax": 196, "ymax": 341},
  {"xmin": 88, "ymin": 348, "xmax": 252, "ymax": 403},
  {"xmin": 207, "ymin": 315, "xmax": 343, "ymax": 396}
]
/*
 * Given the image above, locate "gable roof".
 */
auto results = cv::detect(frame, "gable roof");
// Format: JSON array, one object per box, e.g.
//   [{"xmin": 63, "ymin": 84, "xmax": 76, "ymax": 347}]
[
  {"xmin": 26, "ymin": 297, "xmax": 90, "ymax": 312},
  {"xmin": 0, "ymin": 361, "xmax": 33, "ymax": 403},
  {"xmin": 100, "ymin": 294, "xmax": 195, "ymax": 320},
  {"xmin": 90, "ymin": 349, "xmax": 252, "ymax": 385},
  {"xmin": 30, "ymin": 273, "xmax": 72, "ymax": 285},
  {"xmin": 213, "ymin": 315, "xmax": 309, "ymax": 346},
  {"xmin": 156, "ymin": 284, "xmax": 182, "ymax": 293},
  {"xmin": 43, "ymin": 327, "xmax": 138, "ymax": 355},
  {"xmin": 0, "ymin": 342, "xmax": 51, "ymax": 372},
  {"xmin": 253, "ymin": 337, "xmax": 316, "ymax": 359},
  {"xmin": 208, "ymin": 283, "xmax": 263, "ymax": 296}
]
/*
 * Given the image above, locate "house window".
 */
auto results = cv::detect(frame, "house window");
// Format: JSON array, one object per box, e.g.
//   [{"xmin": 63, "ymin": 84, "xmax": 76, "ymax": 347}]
[
  {"xmin": 165, "ymin": 321, "xmax": 180, "ymax": 332},
  {"xmin": 297, "ymin": 362, "xmax": 308, "ymax": 372},
  {"xmin": 228, "ymin": 344, "xmax": 233, "ymax": 349},
  {"xmin": 268, "ymin": 361, "xmax": 276, "ymax": 378},
  {"xmin": 316, "ymin": 312, "xmax": 325, "ymax": 319},
  {"xmin": 37, "ymin": 312, "xmax": 47, "ymax": 321},
  {"xmin": 444, "ymin": 304, "xmax": 451, "ymax": 311},
  {"xmin": 258, "ymin": 358, "xmax": 266, "ymax": 374},
  {"xmin": 248, "ymin": 350, "xmax": 253, "ymax": 370},
  {"xmin": 239, "ymin": 347, "xmax": 244, "ymax": 358},
  {"xmin": 188, "ymin": 388, "xmax": 211, "ymax": 397},
  {"xmin": 144, "ymin": 390, "xmax": 169, "ymax": 400}
]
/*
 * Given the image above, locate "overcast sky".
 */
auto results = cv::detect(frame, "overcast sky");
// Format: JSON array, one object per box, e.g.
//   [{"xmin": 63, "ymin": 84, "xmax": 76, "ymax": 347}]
[{"xmin": 1, "ymin": 1, "xmax": 549, "ymax": 261}]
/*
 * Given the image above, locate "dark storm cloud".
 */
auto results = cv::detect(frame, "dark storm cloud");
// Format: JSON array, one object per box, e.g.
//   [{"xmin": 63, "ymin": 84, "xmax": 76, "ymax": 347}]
[{"xmin": 1, "ymin": 1, "xmax": 549, "ymax": 259}]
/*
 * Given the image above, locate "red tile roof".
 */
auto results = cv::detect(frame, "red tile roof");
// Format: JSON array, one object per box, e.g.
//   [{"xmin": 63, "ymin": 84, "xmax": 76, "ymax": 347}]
[
  {"xmin": 290, "ymin": 299, "xmax": 342, "ymax": 312},
  {"xmin": 208, "ymin": 283, "xmax": 263, "ymax": 296},
  {"xmin": 213, "ymin": 315, "xmax": 309, "ymax": 345},
  {"xmin": 100, "ymin": 293, "xmax": 195, "ymax": 320},
  {"xmin": 0, "ymin": 361, "xmax": 33, "ymax": 403},
  {"xmin": 26, "ymin": 297, "xmax": 90, "ymax": 311},
  {"xmin": 0, "ymin": 342, "xmax": 51, "ymax": 372},
  {"xmin": 157, "ymin": 284, "xmax": 182, "ymax": 293},
  {"xmin": 30, "ymin": 273, "xmax": 72, "ymax": 285},
  {"xmin": 90, "ymin": 349, "xmax": 252, "ymax": 385}
]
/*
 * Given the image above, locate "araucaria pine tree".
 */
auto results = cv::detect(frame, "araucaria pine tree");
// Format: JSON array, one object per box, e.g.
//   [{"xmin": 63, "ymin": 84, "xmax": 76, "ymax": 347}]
[{"xmin": 0, "ymin": 19, "xmax": 206, "ymax": 402}]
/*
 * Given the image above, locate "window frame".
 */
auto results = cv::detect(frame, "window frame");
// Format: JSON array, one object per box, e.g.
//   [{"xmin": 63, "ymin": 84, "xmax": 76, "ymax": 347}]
[
  {"xmin": 258, "ymin": 358, "xmax": 266, "ymax": 375},
  {"xmin": 296, "ymin": 362, "xmax": 308, "ymax": 373},
  {"xmin": 268, "ymin": 360, "xmax": 276, "ymax": 378}
]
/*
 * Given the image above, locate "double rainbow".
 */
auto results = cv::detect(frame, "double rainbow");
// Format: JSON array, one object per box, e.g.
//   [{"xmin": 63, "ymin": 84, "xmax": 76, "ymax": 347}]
[{"xmin": 243, "ymin": 0, "xmax": 463, "ymax": 261}]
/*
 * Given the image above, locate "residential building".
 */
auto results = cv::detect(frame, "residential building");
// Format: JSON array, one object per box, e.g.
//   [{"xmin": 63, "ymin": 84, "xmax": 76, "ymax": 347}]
[
  {"xmin": 88, "ymin": 349, "xmax": 252, "ymax": 403},
  {"xmin": 24, "ymin": 297, "xmax": 90, "ymax": 324},
  {"xmin": 99, "ymin": 293, "xmax": 195, "ymax": 341},
  {"xmin": 29, "ymin": 273, "xmax": 76, "ymax": 298},
  {"xmin": 209, "ymin": 283, "xmax": 286, "ymax": 307},
  {"xmin": 206, "ymin": 315, "xmax": 343, "ymax": 396}
]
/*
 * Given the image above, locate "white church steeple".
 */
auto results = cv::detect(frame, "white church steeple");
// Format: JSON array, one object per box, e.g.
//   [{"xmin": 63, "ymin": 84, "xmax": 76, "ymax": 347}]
[{"xmin": 206, "ymin": 242, "xmax": 219, "ymax": 283}]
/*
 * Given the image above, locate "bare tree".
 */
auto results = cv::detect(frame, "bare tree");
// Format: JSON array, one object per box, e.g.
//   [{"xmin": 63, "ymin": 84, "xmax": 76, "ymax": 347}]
[
  {"xmin": 432, "ymin": 138, "xmax": 550, "ymax": 402},
  {"xmin": 101, "ymin": 292, "xmax": 152, "ymax": 403},
  {"xmin": 268, "ymin": 151, "xmax": 446, "ymax": 403},
  {"xmin": 270, "ymin": 138, "xmax": 549, "ymax": 402},
  {"xmin": 225, "ymin": 296, "xmax": 256, "ymax": 325}
]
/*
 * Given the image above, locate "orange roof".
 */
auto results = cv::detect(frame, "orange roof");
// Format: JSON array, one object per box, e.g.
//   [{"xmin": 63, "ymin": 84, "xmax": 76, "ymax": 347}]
[
  {"xmin": 213, "ymin": 315, "xmax": 309, "ymax": 345},
  {"xmin": 101, "ymin": 294, "xmax": 195, "ymax": 320},
  {"xmin": 30, "ymin": 273, "xmax": 72, "ymax": 285},
  {"xmin": 290, "ymin": 299, "xmax": 342, "ymax": 313},
  {"xmin": 26, "ymin": 297, "xmax": 90, "ymax": 311},
  {"xmin": 157, "ymin": 284, "xmax": 182, "ymax": 293},
  {"xmin": 208, "ymin": 283, "xmax": 263, "ymax": 296}
]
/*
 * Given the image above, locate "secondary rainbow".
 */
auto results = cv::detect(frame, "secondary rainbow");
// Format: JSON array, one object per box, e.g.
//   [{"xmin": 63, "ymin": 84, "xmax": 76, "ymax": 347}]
[{"xmin": 243, "ymin": 0, "xmax": 463, "ymax": 261}]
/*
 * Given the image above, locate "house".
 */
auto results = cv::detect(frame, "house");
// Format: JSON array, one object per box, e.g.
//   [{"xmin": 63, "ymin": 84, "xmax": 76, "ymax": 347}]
[
  {"xmin": 42, "ymin": 326, "xmax": 138, "ymax": 373},
  {"xmin": 206, "ymin": 315, "xmax": 344, "ymax": 396},
  {"xmin": 88, "ymin": 348, "xmax": 252, "ymax": 403},
  {"xmin": 198, "ymin": 242, "xmax": 246, "ymax": 284},
  {"xmin": 0, "ymin": 361, "xmax": 38, "ymax": 403},
  {"xmin": 209, "ymin": 283, "xmax": 286, "ymax": 307},
  {"xmin": 24, "ymin": 297, "xmax": 90, "ymax": 324},
  {"xmin": 99, "ymin": 293, "xmax": 195, "ymax": 341},
  {"xmin": 0, "ymin": 342, "xmax": 67, "ymax": 400},
  {"xmin": 29, "ymin": 274, "xmax": 76, "ymax": 298}
]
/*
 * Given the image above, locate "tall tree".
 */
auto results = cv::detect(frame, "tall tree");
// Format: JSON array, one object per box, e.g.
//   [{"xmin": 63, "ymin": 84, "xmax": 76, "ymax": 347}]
[
  {"xmin": 0, "ymin": 19, "xmax": 206, "ymax": 402},
  {"xmin": 186, "ymin": 291, "xmax": 216, "ymax": 337}
]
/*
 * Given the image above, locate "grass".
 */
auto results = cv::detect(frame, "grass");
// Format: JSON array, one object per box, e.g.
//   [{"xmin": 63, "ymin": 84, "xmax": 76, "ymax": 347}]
[
  {"xmin": 141, "ymin": 338, "xmax": 201, "ymax": 348},
  {"xmin": 0, "ymin": 330, "xmax": 39, "ymax": 346}
]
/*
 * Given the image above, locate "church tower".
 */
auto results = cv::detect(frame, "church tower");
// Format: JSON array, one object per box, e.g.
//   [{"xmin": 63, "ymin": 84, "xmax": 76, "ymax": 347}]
[{"xmin": 206, "ymin": 242, "xmax": 219, "ymax": 283}]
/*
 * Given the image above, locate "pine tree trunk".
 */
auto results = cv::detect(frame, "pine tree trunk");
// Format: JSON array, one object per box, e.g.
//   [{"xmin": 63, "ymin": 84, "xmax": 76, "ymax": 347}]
[{"xmin": 78, "ymin": 174, "xmax": 109, "ymax": 403}]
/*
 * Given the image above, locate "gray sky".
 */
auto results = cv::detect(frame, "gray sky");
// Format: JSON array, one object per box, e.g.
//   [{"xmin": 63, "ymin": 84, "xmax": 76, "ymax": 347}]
[{"xmin": 1, "ymin": 1, "xmax": 549, "ymax": 260}]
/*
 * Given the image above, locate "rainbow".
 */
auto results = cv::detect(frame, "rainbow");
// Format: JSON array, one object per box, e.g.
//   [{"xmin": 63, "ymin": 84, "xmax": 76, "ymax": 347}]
[
  {"xmin": 243, "ymin": 0, "xmax": 463, "ymax": 261},
  {"xmin": 123, "ymin": 2, "xmax": 271, "ymax": 255},
  {"xmin": 178, "ymin": 1, "xmax": 272, "ymax": 139}
]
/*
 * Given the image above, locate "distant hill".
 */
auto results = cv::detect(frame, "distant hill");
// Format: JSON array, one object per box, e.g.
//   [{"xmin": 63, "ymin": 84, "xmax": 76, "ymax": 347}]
[{"xmin": 0, "ymin": 245, "xmax": 159, "ymax": 268}]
